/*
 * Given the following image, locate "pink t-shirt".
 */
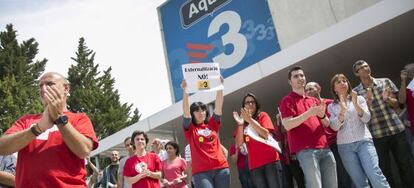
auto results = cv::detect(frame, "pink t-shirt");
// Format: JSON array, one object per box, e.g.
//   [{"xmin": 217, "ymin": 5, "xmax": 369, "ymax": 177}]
[{"xmin": 161, "ymin": 157, "xmax": 188, "ymax": 188}]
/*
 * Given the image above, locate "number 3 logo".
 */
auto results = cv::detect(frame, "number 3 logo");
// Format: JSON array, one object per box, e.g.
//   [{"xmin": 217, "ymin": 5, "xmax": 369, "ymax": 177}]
[{"xmin": 208, "ymin": 11, "xmax": 247, "ymax": 69}]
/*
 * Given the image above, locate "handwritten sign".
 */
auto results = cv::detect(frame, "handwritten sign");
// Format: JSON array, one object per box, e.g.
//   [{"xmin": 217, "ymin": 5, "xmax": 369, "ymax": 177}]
[{"xmin": 182, "ymin": 63, "xmax": 223, "ymax": 93}]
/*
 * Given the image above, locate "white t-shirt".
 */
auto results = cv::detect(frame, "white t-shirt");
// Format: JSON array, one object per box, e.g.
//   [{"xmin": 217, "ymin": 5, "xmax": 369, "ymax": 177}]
[
  {"xmin": 184, "ymin": 144, "xmax": 191, "ymax": 162},
  {"xmin": 159, "ymin": 150, "xmax": 168, "ymax": 161},
  {"xmin": 118, "ymin": 156, "xmax": 131, "ymax": 188}
]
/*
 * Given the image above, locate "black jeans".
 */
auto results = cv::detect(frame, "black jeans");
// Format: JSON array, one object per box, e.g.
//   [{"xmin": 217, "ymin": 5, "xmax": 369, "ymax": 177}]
[
  {"xmin": 238, "ymin": 167, "xmax": 255, "ymax": 188},
  {"xmin": 330, "ymin": 143, "xmax": 354, "ymax": 188},
  {"xmin": 284, "ymin": 159, "xmax": 305, "ymax": 188},
  {"xmin": 373, "ymin": 131, "xmax": 414, "ymax": 188},
  {"xmin": 250, "ymin": 161, "xmax": 283, "ymax": 188}
]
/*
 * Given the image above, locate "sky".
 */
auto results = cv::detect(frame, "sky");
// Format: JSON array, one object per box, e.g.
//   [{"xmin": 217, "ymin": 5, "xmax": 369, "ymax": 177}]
[{"xmin": 0, "ymin": 0, "xmax": 172, "ymax": 118}]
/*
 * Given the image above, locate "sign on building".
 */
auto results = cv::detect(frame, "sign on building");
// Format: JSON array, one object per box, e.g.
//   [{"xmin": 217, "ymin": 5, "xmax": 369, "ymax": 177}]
[{"xmin": 158, "ymin": 0, "xmax": 280, "ymax": 102}]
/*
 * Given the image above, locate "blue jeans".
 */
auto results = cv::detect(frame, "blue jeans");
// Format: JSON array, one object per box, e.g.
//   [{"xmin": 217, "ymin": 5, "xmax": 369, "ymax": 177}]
[
  {"xmin": 330, "ymin": 143, "xmax": 354, "ymax": 188},
  {"xmin": 297, "ymin": 148, "xmax": 337, "ymax": 188},
  {"xmin": 193, "ymin": 168, "xmax": 230, "ymax": 188},
  {"xmin": 338, "ymin": 139, "xmax": 390, "ymax": 188},
  {"xmin": 250, "ymin": 161, "xmax": 283, "ymax": 188}
]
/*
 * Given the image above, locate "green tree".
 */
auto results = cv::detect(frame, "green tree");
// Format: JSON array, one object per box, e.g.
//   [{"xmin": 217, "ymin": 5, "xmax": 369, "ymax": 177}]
[
  {"xmin": 0, "ymin": 24, "xmax": 46, "ymax": 133},
  {"xmin": 67, "ymin": 37, "xmax": 140, "ymax": 139}
]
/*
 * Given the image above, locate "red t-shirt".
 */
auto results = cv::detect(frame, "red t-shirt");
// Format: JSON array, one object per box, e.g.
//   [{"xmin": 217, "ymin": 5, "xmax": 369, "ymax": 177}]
[
  {"xmin": 161, "ymin": 157, "xmax": 187, "ymax": 188},
  {"xmin": 229, "ymin": 144, "xmax": 247, "ymax": 170},
  {"xmin": 279, "ymin": 92, "xmax": 329, "ymax": 154},
  {"xmin": 5, "ymin": 112, "xmax": 98, "ymax": 188},
  {"xmin": 322, "ymin": 99, "xmax": 337, "ymax": 146},
  {"xmin": 406, "ymin": 89, "xmax": 414, "ymax": 134},
  {"xmin": 123, "ymin": 153, "xmax": 162, "ymax": 188},
  {"xmin": 183, "ymin": 116, "xmax": 229, "ymax": 175},
  {"xmin": 243, "ymin": 112, "xmax": 280, "ymax": 170},
  {"xmin": 273, "ymin": 120, "xmax": 290, "ymax": 164}
]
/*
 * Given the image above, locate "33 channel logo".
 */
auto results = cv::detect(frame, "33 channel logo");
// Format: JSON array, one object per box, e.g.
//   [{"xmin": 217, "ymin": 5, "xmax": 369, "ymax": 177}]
[{"xmin": 159, "ymin": 0, "xmax": 280, "ymax": 102}]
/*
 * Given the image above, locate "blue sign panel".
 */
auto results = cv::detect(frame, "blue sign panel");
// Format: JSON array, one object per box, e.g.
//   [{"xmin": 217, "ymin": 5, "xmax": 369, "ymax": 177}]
[{"xmin": 158, "ymin": 0, "xmax": 281, "ymax": 102}]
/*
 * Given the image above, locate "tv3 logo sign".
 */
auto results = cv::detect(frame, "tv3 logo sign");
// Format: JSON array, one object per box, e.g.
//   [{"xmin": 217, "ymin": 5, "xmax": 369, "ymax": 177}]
[{"xmin": 180, "ymin": 0, "xmax": 231, "ymax": 28}]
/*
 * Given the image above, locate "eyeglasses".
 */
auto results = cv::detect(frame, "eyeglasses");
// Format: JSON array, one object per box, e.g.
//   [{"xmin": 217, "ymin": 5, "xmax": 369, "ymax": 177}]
[
  {"xmin": 355, "ymin": 64, "xmax": 369, "ymax": 73},
  {"xmin": 244, "ymin": 100, "xmax": 256, "ymax": 105}
]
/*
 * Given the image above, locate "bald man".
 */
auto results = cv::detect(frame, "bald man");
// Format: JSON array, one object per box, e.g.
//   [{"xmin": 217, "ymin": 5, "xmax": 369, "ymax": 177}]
[
  {"xmin": 0, "ymin": 72, "xmax": 98, "ymax": 187},
  {"xmin": 102, "ymin": 150, "xmax": 120, "ymax": 188}
]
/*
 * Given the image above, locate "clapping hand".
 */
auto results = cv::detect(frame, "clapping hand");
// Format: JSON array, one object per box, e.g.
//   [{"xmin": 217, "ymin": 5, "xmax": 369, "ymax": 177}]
[
  {"xmin": 382, "ymin": 87, "xmax": 391, "ymax": 101},
  {"xmin": 233, "ymin": 111, "xmax": 244, "ymax": 125}
]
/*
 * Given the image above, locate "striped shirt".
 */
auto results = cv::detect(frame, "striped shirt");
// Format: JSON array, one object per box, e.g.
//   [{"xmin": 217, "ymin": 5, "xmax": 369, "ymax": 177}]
[
  {"xmin": 328, "ymin": 96, "xmax": 372, "ymax": 144},
  {"xmin": 353, "ymin": 78, "xmax": 405, "ymax": 138}
]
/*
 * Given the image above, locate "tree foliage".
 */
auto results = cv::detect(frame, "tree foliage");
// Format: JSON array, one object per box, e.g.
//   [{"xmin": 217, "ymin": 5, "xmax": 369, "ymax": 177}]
[
  {"xmin": 0, "ymin": 24, "xmax": 46, "ymax": 133},
  {"xmin": 67, "ymin": 38, "xmax": 140, "ymax": 139}
]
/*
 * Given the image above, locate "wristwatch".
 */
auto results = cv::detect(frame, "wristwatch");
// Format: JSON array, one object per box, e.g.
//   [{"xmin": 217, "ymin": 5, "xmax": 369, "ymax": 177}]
[{"xmin": 54, "ymin": 115, "xmax": 68, "ymax": 126}]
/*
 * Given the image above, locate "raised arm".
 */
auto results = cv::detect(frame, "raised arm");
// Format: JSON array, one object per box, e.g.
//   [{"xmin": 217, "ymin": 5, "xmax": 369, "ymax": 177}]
[
  {"xmin": 214, "ymin": 78, "xmax": 224, "ymax": 115},
  {"xmin": 45, "ymin": 84, "xmax": 93, "ymax": 158},
  {"xmin": 233, "ymin": 112, "xmax": 245, "ymax": 148},
  {"xmin": 399, "ymin": 70, "xmax": 408, "ymax": 105},
  {"xmin": 182, "ymin": 80, "xmax": 191, "ymax": 118}
]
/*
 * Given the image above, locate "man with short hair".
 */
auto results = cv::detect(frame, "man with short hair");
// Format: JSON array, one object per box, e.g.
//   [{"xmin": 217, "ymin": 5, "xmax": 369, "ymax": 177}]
[
  {"xmin": 102, "ymin": 150, "xmax": 120, "ymax": 188},
  {"xmin": 305, "ymin": 82, "xmax": 352, "ymax": 188},
  {"xmin": 279, "ymin": 66, "xmax": 337, "ymax": 188},
  {"xmin": 0, "ymin": 72, "xmax": 98, "ymax": 187},
  {"xmin": 117, "ymin": 137, "xmax": 134, "ymax": 188},
  {"xmin": 353, "ymin": 60, "xmax": 414, "ymax": 187},
  {"xmin": 0, "ymin": 154, "xmax": 16, "ymax": 188}
]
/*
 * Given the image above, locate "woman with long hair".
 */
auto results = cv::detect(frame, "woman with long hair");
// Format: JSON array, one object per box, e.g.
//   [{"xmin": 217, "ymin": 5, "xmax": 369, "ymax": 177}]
[
  {"xmin": 327, "ymin": 74, "xmax": 389, "ymax": 188},
  {"xmin": 233, "ymin": 93, "xmax": 282, "ymax": 188},
  {"xmin": 123, "ymin": 130, "xmax": 162, "ymax": 188},
  {"xmin": 181, "ymin": 79, "xmax": 229, "ymax": 188},
  {"xmin": 161, "ymin": 141, "xmax": 188, "ymax": 188}
]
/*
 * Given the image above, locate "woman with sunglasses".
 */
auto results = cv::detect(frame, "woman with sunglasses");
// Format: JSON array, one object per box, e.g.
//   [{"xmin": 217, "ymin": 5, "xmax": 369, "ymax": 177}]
[
  {"xmin": 181, "ymin": 80, "xmax": 229, "ymax": 188},
  {"xmin": 234, "ymin": 93, "xmax": 283, "ymax": 188}
]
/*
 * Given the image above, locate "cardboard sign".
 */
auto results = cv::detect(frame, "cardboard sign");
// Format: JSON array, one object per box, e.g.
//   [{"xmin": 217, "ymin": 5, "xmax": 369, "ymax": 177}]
[{"xmin": 182, "ymin": 63, "xmax": 223, "ymax": 93}]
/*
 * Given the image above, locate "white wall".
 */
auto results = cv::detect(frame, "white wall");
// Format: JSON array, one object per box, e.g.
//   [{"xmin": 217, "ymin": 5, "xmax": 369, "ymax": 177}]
[{"xmin": 268, "ymin": 0, "xmax": 381, "ymax": 48}]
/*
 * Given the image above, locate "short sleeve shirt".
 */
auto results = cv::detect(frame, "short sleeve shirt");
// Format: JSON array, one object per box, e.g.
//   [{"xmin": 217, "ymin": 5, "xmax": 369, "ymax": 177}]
[
  {"xmin": 5, "ymin": 112, "xmax": 98, "ymax": 188},
  {"xmin": 183, "ymin": 116, "xmax": 229, "ymax": 175},
  {"xmin": 279, "ymin": 92, "xmax": 328, "ymax": 154},
  {"xmin": 123, "ymin": 153, "xmax": 162, "ymax": 188}
]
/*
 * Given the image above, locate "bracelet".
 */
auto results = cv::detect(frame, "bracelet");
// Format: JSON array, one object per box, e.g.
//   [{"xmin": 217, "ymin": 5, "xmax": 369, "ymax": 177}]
[
  {"xmin": 30, "ymin": 126, "xmax": 41, "ymax": 136},
  {"xmin": 318, "ymin": 114, "xmax": 326, "ymax": 119}
]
